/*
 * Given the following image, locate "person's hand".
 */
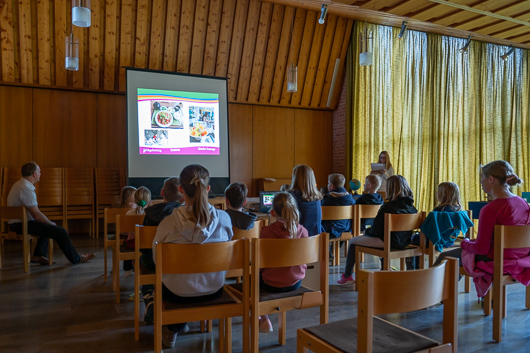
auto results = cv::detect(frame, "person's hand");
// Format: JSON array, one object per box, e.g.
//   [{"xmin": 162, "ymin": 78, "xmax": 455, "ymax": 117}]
[{"xmin": 50, "ymin": 221, "xmax": 57, "ymax": 226}]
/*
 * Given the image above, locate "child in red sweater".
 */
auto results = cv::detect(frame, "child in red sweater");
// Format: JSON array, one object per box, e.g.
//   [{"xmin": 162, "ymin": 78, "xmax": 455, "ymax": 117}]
[{"xmin": 259, "ymin": 192, "xmax": 308, "ymax": 333}]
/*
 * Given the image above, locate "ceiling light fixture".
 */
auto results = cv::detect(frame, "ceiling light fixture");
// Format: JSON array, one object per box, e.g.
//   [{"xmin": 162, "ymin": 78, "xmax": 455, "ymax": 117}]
[
  {"xmin": 459, "ymin": 35, "xmax": 472, "ymax": 53},
  {"xmin": 287, "ymin": 9, "xmax": 297, "ymax": 93},
  {"xmin": 398, "ymin": 21, "xmax": 407, "ymax": 39},
  {"xmin": 318, "ymin": 4, "xmax": 328, "ymax": 25},
  {"xmin": 72, "ymin": 0, "xmax": 91, "ymax": 28},
  {"xmin": 65, "ymin": 31, "xmax": 79, "ymax": 71},
  {"xmin": 500, "ymin": 45, "xmax": 515, "ymax": 61},
  {"xmin": 359, "ymin": 26, "xmax": 373, "ymax": 66}
]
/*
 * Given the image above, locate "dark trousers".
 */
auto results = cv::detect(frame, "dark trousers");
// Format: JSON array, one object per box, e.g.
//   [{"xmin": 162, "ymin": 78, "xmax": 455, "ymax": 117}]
[
  {"xmin": 162, "ymin": 284, "xmax": 224, "ymax": 332},
  {"xmin": 432, "ymin": 248, "xmax": 493, "ymax": 280},
  {"xmin": 10, "ymin": 221, "xmax": 81, "ymax": 264}
]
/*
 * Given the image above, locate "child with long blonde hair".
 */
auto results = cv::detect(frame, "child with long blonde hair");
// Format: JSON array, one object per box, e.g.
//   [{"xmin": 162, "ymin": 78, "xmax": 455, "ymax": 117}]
[
  {"xmin": 434, "ymin": 182, "xmax": 462, "ymax": 212},
  {"xmin": 116, "ymin": 186, "xmax": 136, "ymax": 209},
  {"xmin": 289, "ymin": 164, "xmax": 323, "ymax": 236},
  {"xmin": 123, "ymin": 186, "xmax": 152, "ymax": 277},
  {"xmin": 258, "ymin": 192, "xmax": 308, "ymax": 332}
]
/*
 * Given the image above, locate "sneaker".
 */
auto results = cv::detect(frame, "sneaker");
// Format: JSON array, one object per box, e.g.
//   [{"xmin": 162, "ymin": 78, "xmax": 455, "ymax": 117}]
[
  {"xmin": 143, "ymin": 293, "xmax": 154, "ymax": 324},
  {"xmin": 337, "ymin": 273, "xmax": 355, "ymax": 285},
  {"xmin": 259, "ymin": 318, "xmax": 273, "ymax": 333},
  {"xmin": 162, "ymin": 324, "xmax": 189, "ymax": 348},
  {"xmin": 124, "ymin": 270, "xmax": 134, "ymax": 278},
  {"xmin": 31, "ymin": 256, "xmax": 49, "ymax": 265},
  {"xmin": 79, "ymin": 253, "xmax": 96, "ymax": 263}
]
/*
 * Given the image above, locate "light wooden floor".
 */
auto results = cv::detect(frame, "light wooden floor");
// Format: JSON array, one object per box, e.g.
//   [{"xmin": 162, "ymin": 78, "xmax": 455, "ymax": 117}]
[{"xmin": 1, "ymin": 235, "xmax": 530, "ymax": 353}]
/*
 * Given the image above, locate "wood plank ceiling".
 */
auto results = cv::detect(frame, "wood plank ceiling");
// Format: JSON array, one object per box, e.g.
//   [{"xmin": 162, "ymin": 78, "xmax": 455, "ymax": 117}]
[
  {"xmin": 268, "ymin": 0, "xmax": 530, "ymax": 49},
  {"xmin": 0, "ymin": 0, "xmax": 353, "ymax": 110}
]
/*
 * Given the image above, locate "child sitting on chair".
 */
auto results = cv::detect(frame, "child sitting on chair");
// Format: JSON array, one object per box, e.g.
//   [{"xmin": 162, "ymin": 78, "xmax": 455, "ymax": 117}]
[
  {"xmin": 224, "ymin": 182, "xmax": 257, "ymax": 230},
  {"xmin": 355, "ymin": 174, "xmax": 385, "ymax": 230},
  {"xmin": 259, "ymin": 192, "xmax": 308, "ymax": 333},
  {"xmin": 289, "ymin": 165, "xmax": 323, "ymax": 236},
  {"xmin": 321, "ymin": 173, "xmax": 355, "ymax": 239},
  {"xmin": 337, "ymin": 175, "xmax": 417, "ymax": 285},
  {"xmin": 116, "ymin": 186, "xmax": 137, "ymax": 209},
  {"xmin": 123, "ymin": 186, "xmax": 151, "ymax": 278}
]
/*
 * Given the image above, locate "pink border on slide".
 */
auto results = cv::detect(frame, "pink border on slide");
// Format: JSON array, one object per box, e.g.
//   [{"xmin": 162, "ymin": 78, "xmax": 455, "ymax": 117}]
[{"xmin": 140, "ymin": 147, "xmax": 219, "ymax": 155}]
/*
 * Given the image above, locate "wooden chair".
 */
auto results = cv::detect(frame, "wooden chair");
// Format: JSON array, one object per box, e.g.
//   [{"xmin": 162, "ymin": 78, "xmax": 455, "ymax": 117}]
[
  {"xmin": 377, "ymin": 190, "xmax": 387, "ymax": 200},
  {"xmin": 355, "ymin": 212, "xmax": 427, "ymax": 277},
  {"xmin": 134, "ymin": 225, "xmax": 157, "ymax": 341},
  {"xmin": 228, "ymin": 233, "xmax": 329, "ymax": 352},
  {"xmin": 103, "ymin": 208, "xmax": 132, "ymax": 285},
  {"xmin": 95, "ymin": 168, "xmax": 126, "ymax": 238},
  {"xmin": 0, "ymin": 206, "xmax": 53, "ymax": 272},
  {"xmin": 65, "ymin": 168, "xmax": 95, "ymax": 237},
  {"xmin": 34, "ymin": 167, "xmax": 66, "ymax": 227},
  {"xmin": 481, "ymin": 225, "xmax": 530, "ymax": 342},
  {"xmin": 0, "ymin": 167, "xmax": 21, "ymax": 206},
  {"xmin": 351, "ymin": 204, "xmax": 383, "ymax": 265},
  {"xmin": 425, "ymin": 210, "xmax": 474, "ymax": 293},
  {"xmin": 226, "ymin": 220, "xmax": 262, "ymax": 282},
  {"xmin": 321, "ymin": 205, "xmax": 354, "ymax": 266},
  {"xmin": 114, "ymin": 213, "xmax": 145, "ymax": 304},
  {"xmin": 296, "ymin": 258, "xmax": 459, "ymax": 353},
  {"xmin": 154, "ymin": 239, "xmax": 250, "ymax": 353}
]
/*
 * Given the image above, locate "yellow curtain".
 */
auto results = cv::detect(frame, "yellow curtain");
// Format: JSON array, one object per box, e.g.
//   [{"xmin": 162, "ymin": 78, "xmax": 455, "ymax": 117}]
[{"xmin": 349, "ymin": 22, "xmax": 530, "ymax": 212}]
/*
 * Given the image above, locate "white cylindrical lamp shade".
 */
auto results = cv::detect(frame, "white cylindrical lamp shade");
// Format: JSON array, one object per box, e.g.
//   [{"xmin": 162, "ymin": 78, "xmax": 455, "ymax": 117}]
[
  {"xmin": 72, "ymin": 0, "xmax": 91, "ymax": 27},
  {"xmin": 359, "ymin": 52, "xmax": 373, "ymax": 66},
  {"xmin": 65, "ymin": 35, "xmax": 79, "ymax": 71},
  {"xmin": 287, "ymin": 63, "xmax": 297, "ymax": 92}
]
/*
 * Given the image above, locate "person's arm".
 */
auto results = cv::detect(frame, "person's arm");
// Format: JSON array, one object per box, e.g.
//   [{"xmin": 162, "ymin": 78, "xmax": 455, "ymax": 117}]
[
  {"xmin": 26, "ymin": 206, "xmax": 56, "ymax": 226},
  {"xmin": 460, "ymin": 204, "xmax": 495, "ymax": 255}
]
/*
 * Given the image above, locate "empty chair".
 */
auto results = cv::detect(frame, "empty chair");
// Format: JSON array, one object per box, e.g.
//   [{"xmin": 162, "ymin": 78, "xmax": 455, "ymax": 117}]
[
  {"xmin": 95, "ymin": 168, "xmax": 126, "ymax": 237},
  {"xmin": 34, "ymin": 167, "xmax": 66, "ymax": 227},
  {"xmin": 102, "ymin": 208, "xmax": 132, "ymax": 285},
  {"xmin": 65, "ymin": 168, "xmax": 95, "ymax": 237},
  {"xmin": 297, "ymin": 258, "xmax": 459, "ymax": 353}
]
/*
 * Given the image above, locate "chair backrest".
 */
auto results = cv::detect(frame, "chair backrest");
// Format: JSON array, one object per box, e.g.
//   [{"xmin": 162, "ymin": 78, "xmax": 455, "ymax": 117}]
[
  {"xmin": 1, "ymin": 167, "xmax": 24, "ymax": 206},
  {"xmin": 135, "ymin": 225, "xmax": 158, "ymax": 250},
  {"xmin": 65, "ymin": 167, "xmax": 94, "ymax": 206},
  {"xmin": 494, "ymin": 225, "xmax": 530, "ymax": 265},
  {"xmin": 352, "ymin": 204, "xmax": 382, "ymax": 236},
  {"xmin": 321, "ymin": 205, "xmax": 354, "ymax": 221},
  {"xmin": 34, "ymin": 167, "xmax": 64, "ymax": 207},
  {"xmin": 357, "ymin": 257, "xmax": 458, "ymax": 352},
  {"xmin": 0, "ymin": 206, "xmax": 27, "ymax": 235},
  {"xmin": 232, "ymin": 221, "xmax": 261, "ymax": 241},
  {"xmin": 116, "ymin": 214, "xmax": 145, "ymax": 234},
  {"xmin": 383, "ymin": 212, "xmax": 426, "ymax": 251},
  {"xmin": 256, "ymin": 234, "xmax": 326, "ymax": 268},
  {"xmin": 104, "ymin": 207, "xmax": 132, "ymax": 224},
  {"xmin": 95, "ymin": 168, "xmax": 124, "ymax": 207},
  {"xmin": 156, "ymin": 238, "xmax": 249, "ymax": 274}
]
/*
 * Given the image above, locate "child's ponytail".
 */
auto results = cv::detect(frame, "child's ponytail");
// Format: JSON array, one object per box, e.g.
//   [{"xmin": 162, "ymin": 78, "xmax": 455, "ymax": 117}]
[
  {"xmin": 180, "ymin": 165, "xmax": 211, "ymax": 228},
  {"xmin": 272, "ymin": 192, "xmax": 300, "ymax": 238}
]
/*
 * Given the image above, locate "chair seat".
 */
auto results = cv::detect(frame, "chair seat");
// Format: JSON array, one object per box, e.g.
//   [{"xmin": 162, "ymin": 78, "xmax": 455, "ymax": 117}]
[
  {"xmin": 120, "ymin": 244, "xmax": 135, "ymax": 253},
  {"xmin": 139, "ymin": 262, "xmax": 155, "ymax": 275},
  {"xmin": 107, "ymin": 233, "xmax": 116, "ymax": 240},
  {"xmin": 163, "ymin": 288, "xmax": 237, "ymax": 310},
  {"xmin": 228, "ymin": 283, "xmax": 314, "ymax": 301},
  {"xmin": 304, "ymin": 316, "xmax": 439, "ymax": 353}
]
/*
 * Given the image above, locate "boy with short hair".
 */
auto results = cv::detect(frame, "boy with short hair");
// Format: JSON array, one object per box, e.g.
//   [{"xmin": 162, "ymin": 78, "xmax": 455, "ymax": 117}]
[
  {"xmin": 321, "ymin": 173, "xmax": 355, "ymax": 239},
  {"xmin": 225, "ymin": 182, "xmax": 257, "ymax": 230},
  {"xmin": 356, "ymin": 174, "xmax": 384, "ymax": 230}
]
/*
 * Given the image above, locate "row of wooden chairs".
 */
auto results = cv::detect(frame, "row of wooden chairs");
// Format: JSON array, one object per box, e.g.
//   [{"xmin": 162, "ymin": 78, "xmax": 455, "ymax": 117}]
[
  {"xmin": 132, "ymin": 224, "xmax": 329, "ymax": 353},
  {"xmin": 0, "ymin": 167, "xmax": 126, "ymax": 238}
]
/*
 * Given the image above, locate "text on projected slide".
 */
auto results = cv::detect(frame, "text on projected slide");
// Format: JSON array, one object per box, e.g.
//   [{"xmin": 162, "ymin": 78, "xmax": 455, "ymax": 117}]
[{"xmin": 137, "ymin": 88, "xmax": 220, "ymax": 155}]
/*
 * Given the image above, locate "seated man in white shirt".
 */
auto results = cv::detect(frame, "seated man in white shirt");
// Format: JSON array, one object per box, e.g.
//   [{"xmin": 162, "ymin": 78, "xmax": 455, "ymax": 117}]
[{"xmin": 7, "ymin": 162, "xmax": 95, "ymax": 265}]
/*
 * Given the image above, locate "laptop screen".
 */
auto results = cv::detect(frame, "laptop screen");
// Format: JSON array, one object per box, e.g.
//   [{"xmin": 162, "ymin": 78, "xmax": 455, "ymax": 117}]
[{"xmin": 259, "ymin": 191, "xmax": 279, "ymax": 213}]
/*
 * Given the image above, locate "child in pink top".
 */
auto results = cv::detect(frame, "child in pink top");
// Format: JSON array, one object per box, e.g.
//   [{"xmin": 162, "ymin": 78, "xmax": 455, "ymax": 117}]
[
  {"xmin": 259, "ymin": 192, "xmax": 308, "ymax": 333},
  {"xmin": 433, "ymin": 160, "xmax": 530, "ymax": 296}
]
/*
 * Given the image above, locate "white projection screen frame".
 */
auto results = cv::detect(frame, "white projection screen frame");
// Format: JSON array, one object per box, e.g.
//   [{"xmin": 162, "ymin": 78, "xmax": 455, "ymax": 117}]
[{"xmin": 126, "ymin": 68, "xmax": 230, "ymax": 197}]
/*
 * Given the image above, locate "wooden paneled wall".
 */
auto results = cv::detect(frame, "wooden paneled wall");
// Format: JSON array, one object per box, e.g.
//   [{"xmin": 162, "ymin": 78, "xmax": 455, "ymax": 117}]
[
  {"xmin": 0, "ymin": 0, "xmax": 353, "ymax": 110},
  {"xmin": 1, "ymin": 85, "xmax": 333, "ymax": 196}
]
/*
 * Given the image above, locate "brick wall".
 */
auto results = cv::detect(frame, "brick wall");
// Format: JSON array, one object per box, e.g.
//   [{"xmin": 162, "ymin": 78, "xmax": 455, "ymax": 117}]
[{"xmin": 332, "ymin": 77, "xmax": 347, "ymax": 175}]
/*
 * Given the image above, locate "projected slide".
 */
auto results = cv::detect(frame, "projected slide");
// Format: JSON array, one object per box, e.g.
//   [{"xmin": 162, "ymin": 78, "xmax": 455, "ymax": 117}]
[{"xmin": 137, "ymin": 88, "xmax": 220, "ymax": 155}]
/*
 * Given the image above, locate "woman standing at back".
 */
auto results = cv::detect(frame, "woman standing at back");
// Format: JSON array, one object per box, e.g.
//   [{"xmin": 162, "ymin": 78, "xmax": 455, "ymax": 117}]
[
  {"xmin": 289, "ymin": 165, "xmax": 323, "ymax": 236},
  {"xmin": 370, "ymin": 151, "xmax": 394, "ymax": 193}
]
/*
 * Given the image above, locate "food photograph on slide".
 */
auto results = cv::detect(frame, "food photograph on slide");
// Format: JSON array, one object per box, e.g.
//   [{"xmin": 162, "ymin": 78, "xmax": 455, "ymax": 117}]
[
  {"xmin": 189, "ymin": 106, "xmax": 215, "ymax": 144},
  {"xmin": 150, "ymin": 101, "xmax": 184, "ymax": 129},
  {"xmin": 144, "ymin": 130, "xmax": 169, "ymax": 146}
]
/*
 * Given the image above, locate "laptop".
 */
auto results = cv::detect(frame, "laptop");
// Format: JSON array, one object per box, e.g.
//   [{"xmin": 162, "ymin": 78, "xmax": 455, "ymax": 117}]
[{"xmin": 259, "ymin": 191, "xmax": 279, "ymax": 213}]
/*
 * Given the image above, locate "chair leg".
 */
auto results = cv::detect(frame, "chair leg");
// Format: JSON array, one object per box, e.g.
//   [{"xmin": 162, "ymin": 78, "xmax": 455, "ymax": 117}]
[
  {"xmin": 343, "ymin": 239, "xmax": 349, "ymax": 258},
  {"xmin": 400, "ymin": 257, "xmax": 406, "ymax": 271},
  {"xmin": 333, "ymin": 242, "xmax": 340, "ymax": 266},
  {"xmin": 251, "ymin": 312, "xmax": 259, "ymax": 353},
  {"xmin": 278, "ymin": 311, "xmax": 287, "ymax": 345},
  {"xmin": 526, "ymin": 285, "xmax": 530, "ymax": 309},
  {"xmin": 503, "ymin": 286, "xmax": 507, "ymax": 319},
  {"xmin": 225, "ymin": 317, "xmax": 232, "ymax": 353},
  {"xmin": 464, "ymin": 275, "xmax": 471, "ymax": 293},
  {"xmin": 219, "ymin": 318, "xmax": 225, "ymax": 353},
  {"xmin": 104, "ymin": 243, "xmax": 108, "ymax": 284},
  {"xmin": 47, "ymin": 239, "xmax": 53, "ymax": 265},
  {"xmin": 493, "ymin": 285, "xmax": 503, "ymax": 342},
  {"xmin": 134, "ymin": 279, "xmax": 140, "ymax": 341},
  {"xmin": 23, "ymin": 236, "xmax": 30, "ymax": 273},
  {"xmin": 484, "ymin": 288, "xmax": 492, "ymax": 316},
  {"xmin": 115, "ymin": 254, "xmax": 121, "ymax": 304}
]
